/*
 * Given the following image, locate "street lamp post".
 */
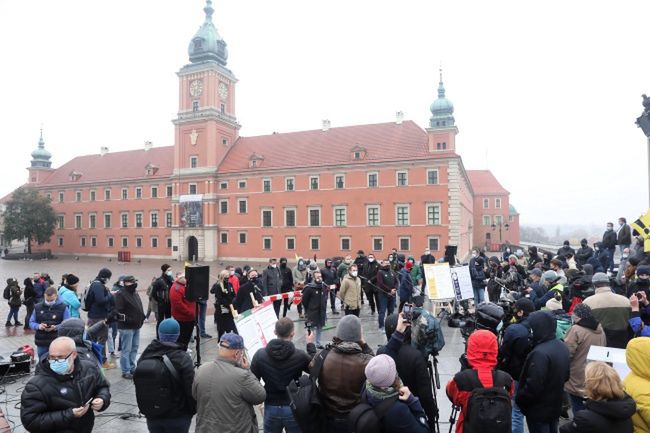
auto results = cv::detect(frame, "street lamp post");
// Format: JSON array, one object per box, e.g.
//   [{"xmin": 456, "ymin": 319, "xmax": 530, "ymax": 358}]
[
  {"xmin": 491, "ymin": 221, "xmax": 510, "ymax": 244},
  {"xmin": 635, "ymin": 94, "xmax": 650, "ymax": 207}
]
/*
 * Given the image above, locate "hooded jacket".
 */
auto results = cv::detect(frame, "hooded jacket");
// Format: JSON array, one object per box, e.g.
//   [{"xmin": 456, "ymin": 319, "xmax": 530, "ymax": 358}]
[
  {"xmin": 250, "ymin": 338, "xmax": 312, "ymax": 405},
  {"xmin": 169, "ymin": 281, "xmax": 195, "ymax": 322},
  {"xmin": 559, "ymin": 395, "xmax": 636, "ymax": 433},
  {"xmin": 498, "ymin": 316, "xmax": 531, "ymax": 381},
  {"xmin": 527, "ymin": 247, "xmax": 543, "ymax": 270},
  {"xmin": 55, "ymin": 319, "xmax": 102, "ymax": 366},
  {"xmin": 57, "ymin": 286, "xmax": 80, "ymax": 318},
  {"xmin": 623, "ymin": 337, "xmax": 650, "ymax": 433},
  {"xmin": 114, "ymin": 284, "xmax": 145, "ymax": 330},
  {"xmin": 20, "ymin": 356, "xmax": 111, "ymax": 433},
  {"xmin": 515, "ymin": 311, "xmax": 570, "ymax": 421},
  {"xmin": 563, "ymin": 316, "xmax": 607, "ymax": 396},
  {"xmin": 85, "ymin": 275, "xmax": 112, "ymax": 320},
  {"xmin": 447, "ymin": 330, "xmax": 514, "ymax": 433}
]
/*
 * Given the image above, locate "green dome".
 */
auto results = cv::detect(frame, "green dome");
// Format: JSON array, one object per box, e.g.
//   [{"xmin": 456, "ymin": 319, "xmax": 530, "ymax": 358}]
[
  {"xmin": 30, "ymin": 130, "xmax": 52, "ymax": 168},
  {"xmin": 188, "ymin": 0, "xmax": 228, "ymax": 65},
  {"xmin": 429, "ymin": 70, "xmax": 455, "ymax": 128},
  {"xmin": 430, "ymin": 97, "xmax": 454, "ymax": 114}
]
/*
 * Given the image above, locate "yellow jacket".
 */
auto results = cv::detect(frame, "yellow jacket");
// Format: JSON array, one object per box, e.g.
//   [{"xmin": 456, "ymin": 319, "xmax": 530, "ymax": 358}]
[{"xmin": 624, "ymin": 337, "xmax": 650, "ymax": 433}]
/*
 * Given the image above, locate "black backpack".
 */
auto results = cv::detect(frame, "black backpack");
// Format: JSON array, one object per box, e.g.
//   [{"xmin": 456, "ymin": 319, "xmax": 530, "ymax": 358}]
[
  {"xmin": 134, "ymin": 354, "xmax": 182, "ymax": 418},
  {"xmin": 286, "ymin": 348, "xmax": 331, "ymax": 433},
  {"xmin": 347, "ymin": 393, "xmax": 399, "ymax": 433},
  {"xmin": 3, "ymin": 286, "xmax": 10, "ymax": 300},
  {"xmin": 453, "ymin": 369, "xmax": 512, "ymax": 433}
]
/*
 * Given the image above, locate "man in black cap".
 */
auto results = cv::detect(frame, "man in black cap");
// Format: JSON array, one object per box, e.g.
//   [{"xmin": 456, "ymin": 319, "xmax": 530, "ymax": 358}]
[
  {"xmin": 152, "ymin": 264, "xmax": 174, "ymax": 339},
  {"xmin": 114, "ymin": 276, "xmax": 145, "ymax": 379}
]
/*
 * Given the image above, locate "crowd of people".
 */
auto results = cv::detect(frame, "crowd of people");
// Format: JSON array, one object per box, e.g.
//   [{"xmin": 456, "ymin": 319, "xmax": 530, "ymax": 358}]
[{"xmin": 4, "ymin": 217, "xmax": 650, "ymax": 433}]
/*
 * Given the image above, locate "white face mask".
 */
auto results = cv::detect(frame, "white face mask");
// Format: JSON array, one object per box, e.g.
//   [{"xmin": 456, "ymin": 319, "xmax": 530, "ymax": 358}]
[
  {"xmin": 472, "ymin": 253, "xmax": 478, "ymax": 258},
  {"xmin": 351, "ymin": 271, "xmax": 358, "ymax": 277},
  {"xmin": 271, "ymin": 264, "xmax": 277, "ymax": 268},
  {"xmin": 368, "ymin": 258, "xmax": 375, "ymax": 262}
]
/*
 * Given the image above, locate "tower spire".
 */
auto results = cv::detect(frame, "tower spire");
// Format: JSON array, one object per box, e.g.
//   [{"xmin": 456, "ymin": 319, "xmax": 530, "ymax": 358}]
[
  {"xmin": 188, "ymin": 0, "xmax": 228, "ymax": 65},
  {"xmin": 429, "ymin": 65, "xmax": 455, "ymax": 129},
  {"xmin": 204, "ymin": 0, "xmax": 214, "ymax": 22},
  {"xmin": 438, "ymin": 66, "xmax": 446, "ymax": 98}
]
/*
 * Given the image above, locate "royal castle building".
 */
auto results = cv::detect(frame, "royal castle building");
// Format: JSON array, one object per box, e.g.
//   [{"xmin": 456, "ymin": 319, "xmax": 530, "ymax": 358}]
[{"xmin": 21, "ymin": 1, "xmax": 519, "ymax": 262}]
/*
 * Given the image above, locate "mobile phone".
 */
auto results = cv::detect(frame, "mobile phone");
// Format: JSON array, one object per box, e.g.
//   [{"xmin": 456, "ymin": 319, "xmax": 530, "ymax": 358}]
[
  {"xmin": 402, "ymin": 303, "xmax": 414, "ymax": 323},
  {"xmin": 636, "ymin": 292, "xmax": 643, "ymax": 300},
  {"xmin": 84, "ymin": 398, "xmax": 93, "ymax": 407}
]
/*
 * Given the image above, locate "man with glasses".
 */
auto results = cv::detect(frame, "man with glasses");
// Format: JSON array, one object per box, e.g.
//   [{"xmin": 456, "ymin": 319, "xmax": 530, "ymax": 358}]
[{"xmin": 21, "ymin": 336, "xmax": 111, "ymax": 433}]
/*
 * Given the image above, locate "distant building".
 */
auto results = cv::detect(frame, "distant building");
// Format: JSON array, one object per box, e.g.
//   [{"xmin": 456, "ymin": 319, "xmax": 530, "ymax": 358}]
[{"xmin": 19, "ymin": 1, "xmax": 517, "ymax": 262}]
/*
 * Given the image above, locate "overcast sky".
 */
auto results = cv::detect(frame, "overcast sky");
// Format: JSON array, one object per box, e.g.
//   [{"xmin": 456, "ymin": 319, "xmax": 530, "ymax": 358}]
[{"xmin": 0, "ymin": 0, "xmax": 648, "ymax": 227}]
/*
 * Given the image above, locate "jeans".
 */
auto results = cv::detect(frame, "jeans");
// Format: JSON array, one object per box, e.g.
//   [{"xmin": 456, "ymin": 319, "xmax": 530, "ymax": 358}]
[
  {"xmin": 473, "ymin": 287, "xmax": 485, "ymax": 304},
  {"xmin": 272, "ymin": 300, "xmax": 282, "ymax": 318},
  {"xmin": 178, "ymin": 321, "xmax": 194, "ymax": 351},
  {"xmin": 264, "ymin": 403, "xmax": 301, "ymax": 433},
  {"xmin": 512, "ymin": 381, "xmax": 524, "ymax": 433},
  {"xmin": 7, "ymin": 306, "xmax": 20, "ymax": 323},
  {"xmin": 329, "ymin": 288, "xmax": 339, "ymax": 312},
  {"xmin": 119, "ymin": 328, "xmax": 140, "ymax": 374},
  {"xmin": 37, "ymin": 345, "xmax": 48, "ymax": 359},
  {"xmin": 23, "ymin": 303, "xmax": 34, "ymax": 328},
  {"xmin": 377, "ymin": 293, "xmax": 395, "ymax": 328},
  {"xmin": 198, "ymin": 301, "xmax": 207, "ymax": 335},
  {"xmin": 362, "ymin": 286, "xmax": 376, "ymax": 313},
  {"xmin": 526, "ymin": 418, "xmax": 559, "ymax": 433},
  {"xmin": 606, "ymin": 248, "xmax": 615, "ymax": 272},
  {"xmin": 107, "ymin": 321, "xmax": 119, "ymax": 353},
  {"xmin": 146, "ymin": 415, "xmax": 192, "ymax": 433},
  {"xmin": 313, "ymin": 325, "xmax": 323, "ymax": 347},
  {"xmin": 569, "ymin": 393, "xmax": 586, "ymax": 415}
]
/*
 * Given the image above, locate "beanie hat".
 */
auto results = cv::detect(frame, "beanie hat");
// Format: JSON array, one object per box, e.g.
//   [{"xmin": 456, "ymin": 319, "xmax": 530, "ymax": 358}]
[
  {"xmin": 336, "ymin": 315, "xmax": 362, "ymax": 342},
  {"xmin": 66, "ymin": 274, "xmax": 80, "ymax": 286},
  {"xmin": 545, "ymin": 298, "xmax": 563, "ymax": 311},
  {"xmin": 542, "ymin": 270, "xmax": 559, "ymax": 284},
  {"xmin": 530, "ymin": 268, "xmax": 543, "ymax": 277},
  {"xmin": 572, "ymin": 303, "xmax": 594, "ymax": 321},
  {"xmin": 514, "ymin": 298, "xmax": 535, "ymax": 315},
  {"xmin": 158, "ymin": 318, "xmax": 180, "ymax": 343},
  {"xmin": 161, "ymin": 264, "xmax": 171, "ymax": 273},
  {"xmin": 364, "ymin": 354, "xmax": 397, "ymax": 388},
  {"xmin": 592, "ymin": 272, "xmax": 610, "ymax": 285},
  {"xmin": 405, "ymin": 261, "xmax": 413, "ymax": 271},
  {"xmin": 636, "ymin": 265, "xmax": 650, "ymax": 276}
]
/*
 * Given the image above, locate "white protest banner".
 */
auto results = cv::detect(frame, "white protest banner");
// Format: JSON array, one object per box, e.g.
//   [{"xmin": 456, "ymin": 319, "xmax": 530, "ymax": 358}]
[
  {"xmin": 450, "ymin": 265, "xmax": 474, "ymax": 301},
  {"xmin": 424, "ymin": 263, "xmax": 454, "ymax": 300},
  {"xmin": 234, "ymin": 300, "xmax": 278, "ymax": 359},
  {"xmin": 586, "ymin": 345, "xmax": 630, "ymax": 380}
]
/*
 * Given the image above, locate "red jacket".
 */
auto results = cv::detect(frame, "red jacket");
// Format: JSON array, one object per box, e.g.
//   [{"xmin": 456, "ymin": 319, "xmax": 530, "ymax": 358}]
[
  {"xmin": 229, "ymin": 275, "xmax": 240, "ymax": 294},
  {"xmin": 170, "ymin": 281, "xmax": 196, "ymax": 322},
  {"xmin": 446, "ymin": 330, "xmax": 514, "ymax": 433}
]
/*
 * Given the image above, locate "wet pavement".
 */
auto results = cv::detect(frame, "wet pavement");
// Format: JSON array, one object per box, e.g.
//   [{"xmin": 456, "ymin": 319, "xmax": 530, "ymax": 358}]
[{"xmin": 0, "ymin": 256, "xmax": 468, "ymax": 433}]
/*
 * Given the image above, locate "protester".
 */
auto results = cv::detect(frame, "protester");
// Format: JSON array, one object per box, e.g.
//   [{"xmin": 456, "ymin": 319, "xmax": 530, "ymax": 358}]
[
  {"xmin": 498, "ymin": 297, "xmax": 535, "ymax": 433},
  {"xmin": 516, "ymin": 311, "xmax": 570, "ymax": 433},
  {"xmin": 576, "ymin": 239, "xmax": 594, "ymax": 267},
  {"xmin": 169, "ymin": 272, "xmax": 195, "ymax": 352},
  {"xmin": 233, "ymin": 268, "xmax": 264, "ymax": 314},
  {"xmin": 447, "ymin": 329, "xmax": 514, "ymax": 433},
  {"xmin": 293, "ymin": 258, "xmax": 308, "ymax": 319},
  {"xmin": 376, "ymin": 260, "xmax": 398, "ymax": 331},
  {"xmin": 136, "ymin": 319, "xmax": 197, "ymax": 433},
  {"xmin": 357, "ymin": 354, "xmax": 429, "ymax": 433},
  {"xmin": 192, "ymin": 333, "xmax": 265, "ymax": 433},
  {"xmin": 487, "ymin": 256, "xmax": 504, "ymax": 302},
  {"xmin": 5, "ymin": 278, "xmax": 22, "ymax": 326},
  {"xmin": 617, "ymin": 217, "xmax": 632, "ymax": 256},
  {"xmin": 29, "ymin": 287, "xmax": 71, "ymax": 359},
  {"xmin": 469, "ymin": 250, "xmax": 487, "ymax": 304},
  {"xmin": 85, "ymin": 267, "xmax": 113, "ymax": 366},
  {"xmin": 380, "ymin": 313, "xmax": 438, "ymax": 432},
  {"xmin": 560, "ymin": 362, "xmax": 635, "ymax": 433},
  {"xmin": 398, "ymin": 261, "xmax": 414, "ymax": 312},
  {"xmin": 314, "ymin": 315, "xmax": 374, "ymax": 433},
  {"xmin": 145, "ymin": 276, "xmax": 158, "ymax": 322},
  {"xmin": 211, "ymin": 270, "xmax": 237, "ymax": 339},
  {"xmin": 196, "ymin": 293, "xmax": 211, "ymax": 340},
  {"xmin": 152, "ymin": 264, "xmax": 174, "ymax": 338},
  {"xmin": 114, "ymin": 275, "xmax": 145, "ymax": 379},
  {"xmin": 251, "ymin": 318, "xmax": 316, "ymax": 433},
  {"xmin": 339, "ymin": 264, "xmax": 362, "ymax": 317},
  {"xmin": 279, "ymin": 258, "xmax": 294, "ymax": 317},
  {"xmin": 20, "ymin": 336, "xmax": 111, "ymax": 433},
  {"xmin": 362, "ymin": 253, "xmax": 380, "ymax": 315},
  {"xmin": 32, "ymin": 272, "xmax": 48, "ymax": 304},
  {"xmin": 602, "ymin": 222, "xmax": 618, "ymax": 273},
  {"xmin": 582, "ymin": 272, "xmax": 631, "ymax": 348},
  {"xmin": 528, "ymin": 246, "xmax": 543, "ymax": 270},
  {"xmin": 57, "ymin": 274, "xmax": 81, "ymax": 318},
  {"xmin": 563, "ymin": 303, "xmax": 607, "ymax": 414},
  {"xmin": 321, "ymin": 258, "xmax": 340, "ymax": 315},
  {"xmin": 261, "ymin": 258, "xmax": 283, "ymax": 317},
  {"xmin": 23, "ymin": 277, "xmax": 36, "ymax": 330},
  {"xmin": 301, "ymin": 270, "xmax": 328, "ymax": 347},
  {"xmin": 623, "ymin": 336, "xmax": 650, "ymax": 433}
]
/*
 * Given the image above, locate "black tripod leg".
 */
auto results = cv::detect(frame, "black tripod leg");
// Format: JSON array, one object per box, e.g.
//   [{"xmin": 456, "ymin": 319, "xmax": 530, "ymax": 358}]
[{"xmin": 194, "ymin": 301, "xmax": 201, "ymax": 367}]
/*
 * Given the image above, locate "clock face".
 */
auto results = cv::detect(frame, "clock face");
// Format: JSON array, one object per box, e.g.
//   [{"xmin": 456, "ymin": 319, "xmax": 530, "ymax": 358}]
[
  {"xmin": 189, "ymin": 79, "xmax": 203, "ymax": 97},
  {"xmin": 218, "ymin": 82, "xmax": 229, "ymax": 100}
]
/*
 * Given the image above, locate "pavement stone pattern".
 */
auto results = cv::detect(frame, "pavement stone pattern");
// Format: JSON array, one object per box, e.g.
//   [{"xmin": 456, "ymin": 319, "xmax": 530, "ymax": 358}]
[{"xmin": 0, "ymin": 257, "xmax": 470, "ymax": 432}]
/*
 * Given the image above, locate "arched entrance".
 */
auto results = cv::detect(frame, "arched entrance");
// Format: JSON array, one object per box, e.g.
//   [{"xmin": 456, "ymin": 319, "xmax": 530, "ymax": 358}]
[{"xmin": 187, "ymin": 236, "xmax": 198, "ymax": 262}]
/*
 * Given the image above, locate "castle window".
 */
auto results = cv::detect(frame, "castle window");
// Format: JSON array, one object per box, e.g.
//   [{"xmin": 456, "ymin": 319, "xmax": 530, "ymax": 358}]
[{"xmin": 192, "ymin": 101, "xmax": 199, "ymax": 112}]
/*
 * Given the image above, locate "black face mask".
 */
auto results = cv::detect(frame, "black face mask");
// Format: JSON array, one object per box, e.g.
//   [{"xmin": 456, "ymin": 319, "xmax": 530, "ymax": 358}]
[
  {"xmin": 637, "ymin": 279, "xmax": 650, "ymax": 287},
  {"xmin": 125, "ymin": 283, "xmax": 138, "ymax": 291},
  {"xmin": 280, "ymin": 262, "xmax": 287, "ymax": 269}
]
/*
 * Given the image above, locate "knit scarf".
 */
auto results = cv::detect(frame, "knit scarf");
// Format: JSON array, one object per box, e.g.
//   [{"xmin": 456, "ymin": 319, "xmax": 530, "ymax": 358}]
[{"xmin": 365, "ymin": 382, "xmax": 399, "ymax": 401}]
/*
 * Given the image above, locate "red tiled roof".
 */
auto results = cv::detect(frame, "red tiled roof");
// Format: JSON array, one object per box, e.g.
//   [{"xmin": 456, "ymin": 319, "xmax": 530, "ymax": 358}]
[
  {"xmin": 38, "ymin": 146, "xmax": 174, "ymax": 186},
  {"xmin": 466, "ymin": 170, "xmax": 509, "ymax": 195},
  {"xmin": 219, "ymin": 120, "xmax": 447, "ymax": 172}
]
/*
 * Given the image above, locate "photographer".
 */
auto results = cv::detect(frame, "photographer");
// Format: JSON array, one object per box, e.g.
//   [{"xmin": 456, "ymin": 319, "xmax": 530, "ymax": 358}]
[
  {"xmin": 301, "ymin": 270, "xmax": 328, "ymax": 347},
  {"xmin": 114, "ymin": 275, "xmax": 145, "ymax": 380}
]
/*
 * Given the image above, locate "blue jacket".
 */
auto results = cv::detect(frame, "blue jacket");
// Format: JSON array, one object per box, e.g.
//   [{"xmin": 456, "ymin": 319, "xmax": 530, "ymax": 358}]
[
  {"xmin": 364, "ymin": 389, "xmax": 429, "ymax": 433},
  {"xmin": 630, "ymin": 307, "xmax": 650, "ymax": 337},
  {"xmin": 398, "ymin": 269, "xmax": 413, "ymax": 301},
  {"xmin": 85, "ymin": 279, "xmax": 112, "ymax": 320},
  {"xmin": 58, "ymin": 286, "xmax": 81, "ymax": 318},
  {"xmin": 33, "ymin": 279, "xmax": 48, "ymax": 302}
]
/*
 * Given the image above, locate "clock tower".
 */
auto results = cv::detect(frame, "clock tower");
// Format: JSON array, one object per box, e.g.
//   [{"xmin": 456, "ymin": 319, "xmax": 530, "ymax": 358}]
[{"xmin": 172, "ymin": 0, "xmax": 239, "ymax": 261}]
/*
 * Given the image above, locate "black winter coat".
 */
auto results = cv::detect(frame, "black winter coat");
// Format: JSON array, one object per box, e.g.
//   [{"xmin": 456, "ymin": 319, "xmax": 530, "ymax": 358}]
[
  {"xmin": 602, "ymin": 230, "xmax": 617, "ymax": 250},
  {"xmin": 211, "ymin": 281, "xmax": 236, "ymax": 316},
  {"xmin": 576, "ymin": 246, "xmax": 594, "ymax": 265},
  {"xmin": 279, "ymin": 265, "xmax": 294, "ymax": 292},
  {"xmin": 250, "ymin": 338, "xmax": 312, "ymax": 405},
  {"xmin": 498, "ymin": 319, "xmax": 531, "ymax": 381},
  {"xmin": 114, "ymin": 286, "xmax": 145, "ymax": 330},
  {"xmin": 138, "ymin": 339, "xmax": 197, "ymax": 418},
  {"xmin": 21, "ymin": 356, "xmax": 111, "ymax": 433},
  {"xmin": 515, "ymin": 311, "xmax": 570, "ymax": 422},
  {"xmin": 152, "ymin": 274, "xmax": 173, "ymax": 309},
  {"xmin": 301, "ymin": 282, "xmax": 328, "ymax": 327},
  {"xmin": 379, "ymin": 330, "xmax": 438, "ymax": 431},
  {"xmin": 559, "ymin": 395, "xmax": 635, "ymax": 433},
  {"xmin": 233, "ymin": 279, "xmax": 264, "ymax": 314}
]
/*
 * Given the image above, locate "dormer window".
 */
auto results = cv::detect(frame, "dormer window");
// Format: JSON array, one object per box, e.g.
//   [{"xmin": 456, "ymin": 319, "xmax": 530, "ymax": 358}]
[
  {"xmin": 248, "ymin": 153, "xmax": 264, "ymax": 169},
  {"xmin": 145, "ymin": 163, "xmax": 159, "ymax": 176},
  {"xmin": 350, "ymin": 145, "xmax": 367, "ymax": 161},
  {"xmin": 69, "ymin": 171, "xmax": 82, "ymax": 182},
  {"xmin": 354, "ymin": 152, "xmax": 361, "ymax": 160}
]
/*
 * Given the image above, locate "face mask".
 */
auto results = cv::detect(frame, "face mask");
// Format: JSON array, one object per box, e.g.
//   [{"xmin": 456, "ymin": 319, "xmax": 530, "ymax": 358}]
[
  {"xmin": 424, "ymin": 251, "xmax": 430, "ymax": 256},
  {"xmin": 607, "ymin": 226, "xmax": 613, "ymax": 231},
  {"xmin": 166, "ymin": 271, "xmax": 173, "ymax": 277},
  {"xmin": 351, "ymin": 271, "xmax": 358, "ymax": 277},
  {"xmin": 368, "ymin": 258, "xmax": 374, "ymax": 262},
  {"xmin": 637, "ymin": 279, "xmax": 650, "ymax": 286},
  {"xmin": 49, "ymin": 357, "xmax": 72, "ymax": 375},
  {"xmin": 326, "ymin": 263, "xmax": 332, "ymax": 268},
  {"xmin": 126, "ymin": 283, "xmax": 138, "ymax": 291},
  {"xmin": 472, "ymin": 253, "xmax": 477, "ymax": 258},
  {"xmin": 622, "ymin": 255, "xmax": 629, "ymax": 260},
  {"xmin": 315, "ymin": 279, "xmax": 322, "ymax": 284},
  {"xmin": 44, "ymin": 300, "xmax": 55, "ymax": 306},
  {"xmin": 271, "ymin": 264, "xmax": 277, "ymax": 268},
  {"xmin": 280, "ymin": 263, "xmax": 287, "ymax": 268}
]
